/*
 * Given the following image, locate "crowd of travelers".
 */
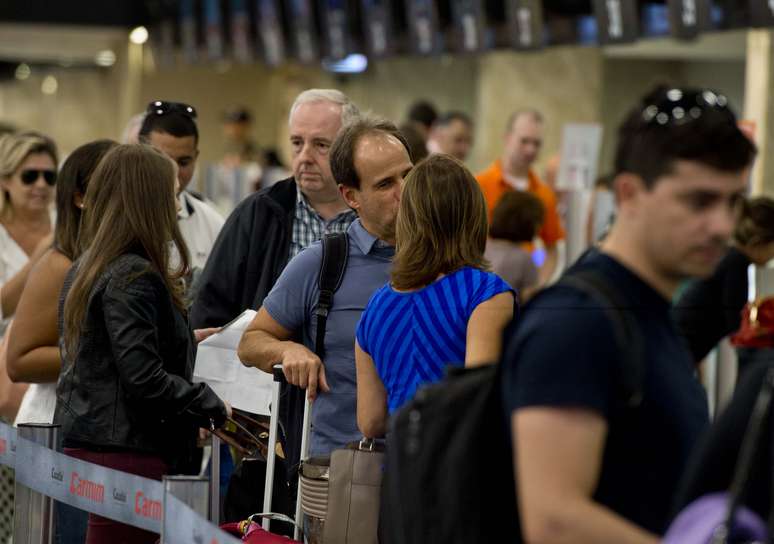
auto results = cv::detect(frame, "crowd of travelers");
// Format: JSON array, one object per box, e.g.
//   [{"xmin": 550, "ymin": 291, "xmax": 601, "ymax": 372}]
[{"xmin": 0, "ymin": 83, "xmax": 772, "ymax": 544}]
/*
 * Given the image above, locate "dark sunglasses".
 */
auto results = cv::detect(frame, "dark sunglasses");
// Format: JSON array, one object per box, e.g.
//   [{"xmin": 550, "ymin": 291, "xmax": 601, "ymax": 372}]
[
  {"xmin": 146, "ymin": 100, "xmax": 197, "ymax": 119},
  {"xmin": 20, "ymin": 169, "xmax": 56, "ymax": 186},
  {"xmin": 642, "ymin": 88, "xmax": 734, "ymax": 127}
]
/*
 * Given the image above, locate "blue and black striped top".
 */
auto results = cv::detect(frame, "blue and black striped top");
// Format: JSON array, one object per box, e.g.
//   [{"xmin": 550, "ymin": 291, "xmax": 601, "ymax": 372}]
[{"xmin": 356, "ymin": 266, "xmax": 513, "ymax": 413}]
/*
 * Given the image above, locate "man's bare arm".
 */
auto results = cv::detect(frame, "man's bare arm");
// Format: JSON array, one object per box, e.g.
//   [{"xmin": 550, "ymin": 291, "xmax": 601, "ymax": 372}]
[
  {"xmin": 515, "ymin": 407, "xmax": 658, "ymax": 544},
  {"xmin": 238, "ymin": 307, "xmax": 330, "ymax": 399}
]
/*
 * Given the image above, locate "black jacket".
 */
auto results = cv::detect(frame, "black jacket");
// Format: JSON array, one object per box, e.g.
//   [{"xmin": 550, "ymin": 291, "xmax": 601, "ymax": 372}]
[
  {"xmin": 673, "ymin": 359, "xmax": 774, "ymax": 521},
  {"xmin": 673, "ymin": 246, "xmax": 751, "ymax": 363},
  {"xmin": 55, "ymin": 253, "xmax": 228, "ymax": 471},
  {"xmin": 189, "ymin": 177, "xmax": 312, "ymax": 483},
  {"xmin": 190, "ymin": 177, "xmax": 297, "ymax": 329}
]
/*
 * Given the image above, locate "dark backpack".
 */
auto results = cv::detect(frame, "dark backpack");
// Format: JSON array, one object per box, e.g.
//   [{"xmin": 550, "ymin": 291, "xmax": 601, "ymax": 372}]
[{"xmin": 379, "ymin": 267, "xmax": 645, "ymax": 543}]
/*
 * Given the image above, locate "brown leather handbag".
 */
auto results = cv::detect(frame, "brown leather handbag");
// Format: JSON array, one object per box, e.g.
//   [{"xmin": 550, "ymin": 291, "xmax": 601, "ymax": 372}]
[
  {"xmin": 213, "ymin": 410, "xmax": 271, "ymax": 458},
  {"xmin": 323, "ymin": 438, "xmax": 384, "ymax": 544}
]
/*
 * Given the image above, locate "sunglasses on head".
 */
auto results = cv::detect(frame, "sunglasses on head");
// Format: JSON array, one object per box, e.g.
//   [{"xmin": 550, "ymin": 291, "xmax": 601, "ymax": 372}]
[
  {"xmin": 641, "ymin": 88, "xmax": 734, "ymax": 127},
  {"xmin": 20, "ymin": 169, "xmax": 56, "ymax": 186},
  {"xmin": 146, "ymin": 100, "xmax": 197, "ymax": 119}
]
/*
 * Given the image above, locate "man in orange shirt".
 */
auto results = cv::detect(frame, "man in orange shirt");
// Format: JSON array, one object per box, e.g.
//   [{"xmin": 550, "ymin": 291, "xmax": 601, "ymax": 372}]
[{"xmin": 476, "ymin": 110, "xmax": 565, "ymax": 284}]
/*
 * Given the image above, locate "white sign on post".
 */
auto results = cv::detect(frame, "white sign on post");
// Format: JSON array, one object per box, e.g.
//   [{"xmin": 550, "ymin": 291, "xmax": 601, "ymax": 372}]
[
  {"xmin": 193, "ymin": 310, "xmax": 274, "ymax": 416},
  {"xmin": 556, "ymin": 123, "xmax": 604, "ymax": 266},
  {"xmin": 556, "ymin": 123, "xmax": 604, "ymax": 191}
]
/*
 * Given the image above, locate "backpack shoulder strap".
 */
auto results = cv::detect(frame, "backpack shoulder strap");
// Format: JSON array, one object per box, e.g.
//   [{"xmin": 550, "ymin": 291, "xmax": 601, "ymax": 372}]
[
  {"xmin": 315, "ymin": 232, "xmax": 349, "ymax": 359},
  {"xmin": 558, "ymin": 268, "xmax": 645, "ymax": 408}
]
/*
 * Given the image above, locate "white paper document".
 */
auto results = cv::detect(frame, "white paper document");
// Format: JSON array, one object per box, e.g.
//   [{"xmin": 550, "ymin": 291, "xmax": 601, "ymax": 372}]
[{"xmin": 193, "ymin": 310, "xmax": 273, "ymax": 416}]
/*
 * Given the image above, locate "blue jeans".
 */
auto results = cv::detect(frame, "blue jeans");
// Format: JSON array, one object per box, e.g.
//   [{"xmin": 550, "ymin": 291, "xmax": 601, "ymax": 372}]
[
  {"xmin": 206, "ymin": 441, "xmax": 234, "ymax": 522},
  {"xmin": 55, "ymin": 499, "xmax": 89, "ymax": 544}
]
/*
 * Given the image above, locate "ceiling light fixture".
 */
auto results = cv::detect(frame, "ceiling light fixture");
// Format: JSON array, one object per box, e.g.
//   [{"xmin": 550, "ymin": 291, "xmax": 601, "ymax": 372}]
[
  {"xmin": 130, "ymin": 26, "xmax": 149, "ymax": 45},
  {"xmin": 41, "ymin": 75, "xmax": 58, "ymax": 95},
  {"xmin": 95, "ymin": 50, "xmax": 116, "ymax": 67},
  {"xmin": 321, "ymin": 53, "xmax": 368, "ymax": 74},
  {"xmin": 14, "ymin": 63, "xmax": 31, "ymax": 81}
]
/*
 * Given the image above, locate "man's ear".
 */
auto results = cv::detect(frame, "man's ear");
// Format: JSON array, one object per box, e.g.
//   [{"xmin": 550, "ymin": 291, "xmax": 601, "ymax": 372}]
[
  {"xmin": 339, "ymin": 184, "xmax": 359, "ymax": 211},
  {"xmin": 613, "ymin": 172, "xmax": 646, "ymax": 207}
]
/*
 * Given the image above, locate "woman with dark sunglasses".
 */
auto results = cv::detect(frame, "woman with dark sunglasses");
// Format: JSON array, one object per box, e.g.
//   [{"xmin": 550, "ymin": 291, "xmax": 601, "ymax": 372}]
[
  {"xmin": 5, "ymin": 140, "xmax": 116, "ymax": 544},
  {"xmin": 0, "ymin": 131, "xmax": 58, "ymax": 544},
  {"xmin": 8, "ymin": 140, "xmax": 117, "ymax": 421},
  {"xmin": 0, "ymin": 132, "xmax": 58, "ymax": 333}
]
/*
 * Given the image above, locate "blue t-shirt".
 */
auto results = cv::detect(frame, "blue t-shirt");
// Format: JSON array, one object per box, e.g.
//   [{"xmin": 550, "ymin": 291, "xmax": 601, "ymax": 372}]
[
  {"xmin": 262, "ymin": 219, "xmax": 393, "ymax": 456},
  {"xmin": 501, "ymin": 251, "xmax": 709, "ymax": 535},
  {"xmin": 356, "ymin": 267, "xmax": 513, "ymax": 413}
]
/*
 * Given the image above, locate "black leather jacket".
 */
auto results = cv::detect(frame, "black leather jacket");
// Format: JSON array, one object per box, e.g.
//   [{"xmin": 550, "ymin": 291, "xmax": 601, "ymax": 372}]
[{"xmin": 55, "ymin": 253, "xmax": 228, "ymax": 471}]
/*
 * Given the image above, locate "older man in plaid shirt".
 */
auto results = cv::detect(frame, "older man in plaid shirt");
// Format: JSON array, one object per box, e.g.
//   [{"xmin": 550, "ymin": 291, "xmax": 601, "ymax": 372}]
[
  {"xmin": 192, "ymin": 88, "xmax": 359, "ymax": 330},
  {"xmin": 190, "ymin": 91, "xmax": 359, "ymax": 510}
]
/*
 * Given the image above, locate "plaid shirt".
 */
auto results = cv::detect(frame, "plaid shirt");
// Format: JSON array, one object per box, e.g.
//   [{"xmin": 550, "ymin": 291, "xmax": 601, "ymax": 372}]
[{"xmin": 290, "ymin": 190, "xmax": 356, "ymax": 258}]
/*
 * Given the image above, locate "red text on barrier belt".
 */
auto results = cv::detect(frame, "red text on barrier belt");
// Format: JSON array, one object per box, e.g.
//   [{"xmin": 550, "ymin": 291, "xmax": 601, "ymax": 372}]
[
  {"xmin": 135, "ymin": 490, "xmax": 163, "ymax": 520},
  {"xmin": 70, "ymin": 472, "xmax": 105, "ymax": 503}
]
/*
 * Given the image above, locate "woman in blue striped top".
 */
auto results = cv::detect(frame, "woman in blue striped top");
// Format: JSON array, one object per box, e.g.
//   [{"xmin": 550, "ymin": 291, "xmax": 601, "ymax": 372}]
[{"xmin": 355, "ymin": 154, "xmax": 515, "ymax": 438}]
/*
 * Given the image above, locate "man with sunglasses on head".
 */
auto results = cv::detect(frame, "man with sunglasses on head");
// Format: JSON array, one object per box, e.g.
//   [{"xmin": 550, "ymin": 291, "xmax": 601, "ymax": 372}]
[
  {"xmin": 502, "ymin": 86, "xmax": 755, "ymax": 543},
  {"xmin": 139, "ymin": 101, "xmax": 225, "ymax": 292}
]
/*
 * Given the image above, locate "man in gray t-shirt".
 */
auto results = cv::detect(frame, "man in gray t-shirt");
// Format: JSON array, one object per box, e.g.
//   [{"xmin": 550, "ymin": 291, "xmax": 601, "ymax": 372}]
[
  {"xmin": 485, "ymin": 238, "xmax": 538, "ymax": 295},
  {"xmin": 238, "ymin": 117, "xmax": 413, "ymax": 455},
  {"xmin": 485, "ymin": 189, "xmax": 544, "ymax": 300}
]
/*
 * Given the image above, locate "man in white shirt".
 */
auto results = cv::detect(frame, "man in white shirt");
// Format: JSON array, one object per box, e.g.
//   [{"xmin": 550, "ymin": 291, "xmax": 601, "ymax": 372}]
[{"xmin": 138, "ymin": 101, "xmax": 225, "ymax": 288}]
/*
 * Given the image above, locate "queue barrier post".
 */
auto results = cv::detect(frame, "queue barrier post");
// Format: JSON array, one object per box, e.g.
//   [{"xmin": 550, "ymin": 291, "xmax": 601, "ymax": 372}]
[
  {"xmin": 161, "ymin": 475, "xmax": 209, "ymax": 542},
  {"xmin": 210, "ymin": 434, "xmax": 221, "ymax": 524},
  {"xmin": 13, "ymin": 423, "xmax": 59, "ymax": 544}
]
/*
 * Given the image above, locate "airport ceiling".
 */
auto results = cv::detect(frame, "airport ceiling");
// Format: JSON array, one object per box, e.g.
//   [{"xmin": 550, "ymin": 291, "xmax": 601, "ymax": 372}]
[
  {"xmin": 0, "ymin": 2, "xmax": 149, "ymax": 27},
  {"xmin": 0, "ymin": 1, "xmax": 755, "ymax": 80},
  {"xmin": 0, "ymin": 1, "xmax": 685, "ymax": 27}
]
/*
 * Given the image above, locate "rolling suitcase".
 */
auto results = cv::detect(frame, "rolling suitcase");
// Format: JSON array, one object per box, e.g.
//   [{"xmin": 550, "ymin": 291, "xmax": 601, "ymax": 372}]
[
  {"xmin": 263, "ymin": 365, "xmax": 312, "ymax": 542},
  {"xmin": 221, "ymin": 364, "xmax": 312, "ymax": 543}
]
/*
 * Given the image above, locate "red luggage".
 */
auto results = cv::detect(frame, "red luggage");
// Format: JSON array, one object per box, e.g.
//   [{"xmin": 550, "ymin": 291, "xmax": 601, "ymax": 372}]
[{"xmin": 221, "ymin": 514, "xmax": 302, "ymax": 543}]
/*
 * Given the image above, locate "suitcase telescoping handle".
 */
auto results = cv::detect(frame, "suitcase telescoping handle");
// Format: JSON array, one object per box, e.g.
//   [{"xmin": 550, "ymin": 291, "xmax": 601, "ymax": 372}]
[
  {"xmin": 248, "ymin": 512, "xmax": 304, "ymax": 537},
  {"xmin": 263, "ymin": 364, "xmax": 312, "ymax": 541}
]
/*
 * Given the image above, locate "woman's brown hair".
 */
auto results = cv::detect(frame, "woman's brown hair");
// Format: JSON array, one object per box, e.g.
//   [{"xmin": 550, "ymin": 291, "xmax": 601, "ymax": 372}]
[
  {"xmin": 63, "ymin": 144, "xmax": 190, "ymax": 355},
  {"xmin": 735, "ymin": 196, "xmax": 774, "ymax": 247},
  {"xmin": 489, "ymin": 190, "xmax": 545, "ymax": 244},
  {"xmin": 55, "ymin": 139, "xmax": 118, "ymax": 261},
  {"xmin": 391, "ymin": 154, "xmax": 489, "ymax": 291}
]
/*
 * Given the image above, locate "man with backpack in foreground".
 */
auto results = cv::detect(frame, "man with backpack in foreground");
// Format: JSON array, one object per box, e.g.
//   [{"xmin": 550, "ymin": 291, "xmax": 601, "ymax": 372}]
[{"xmin": 502, "ymin": 86, "xmax": 755, "ymax": 543}]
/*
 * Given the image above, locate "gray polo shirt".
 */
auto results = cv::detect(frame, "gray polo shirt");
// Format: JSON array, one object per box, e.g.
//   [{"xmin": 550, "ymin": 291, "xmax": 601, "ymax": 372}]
[{"xmin": 262, "ymin": 219, "xmax": 394, "ymax": 456}]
